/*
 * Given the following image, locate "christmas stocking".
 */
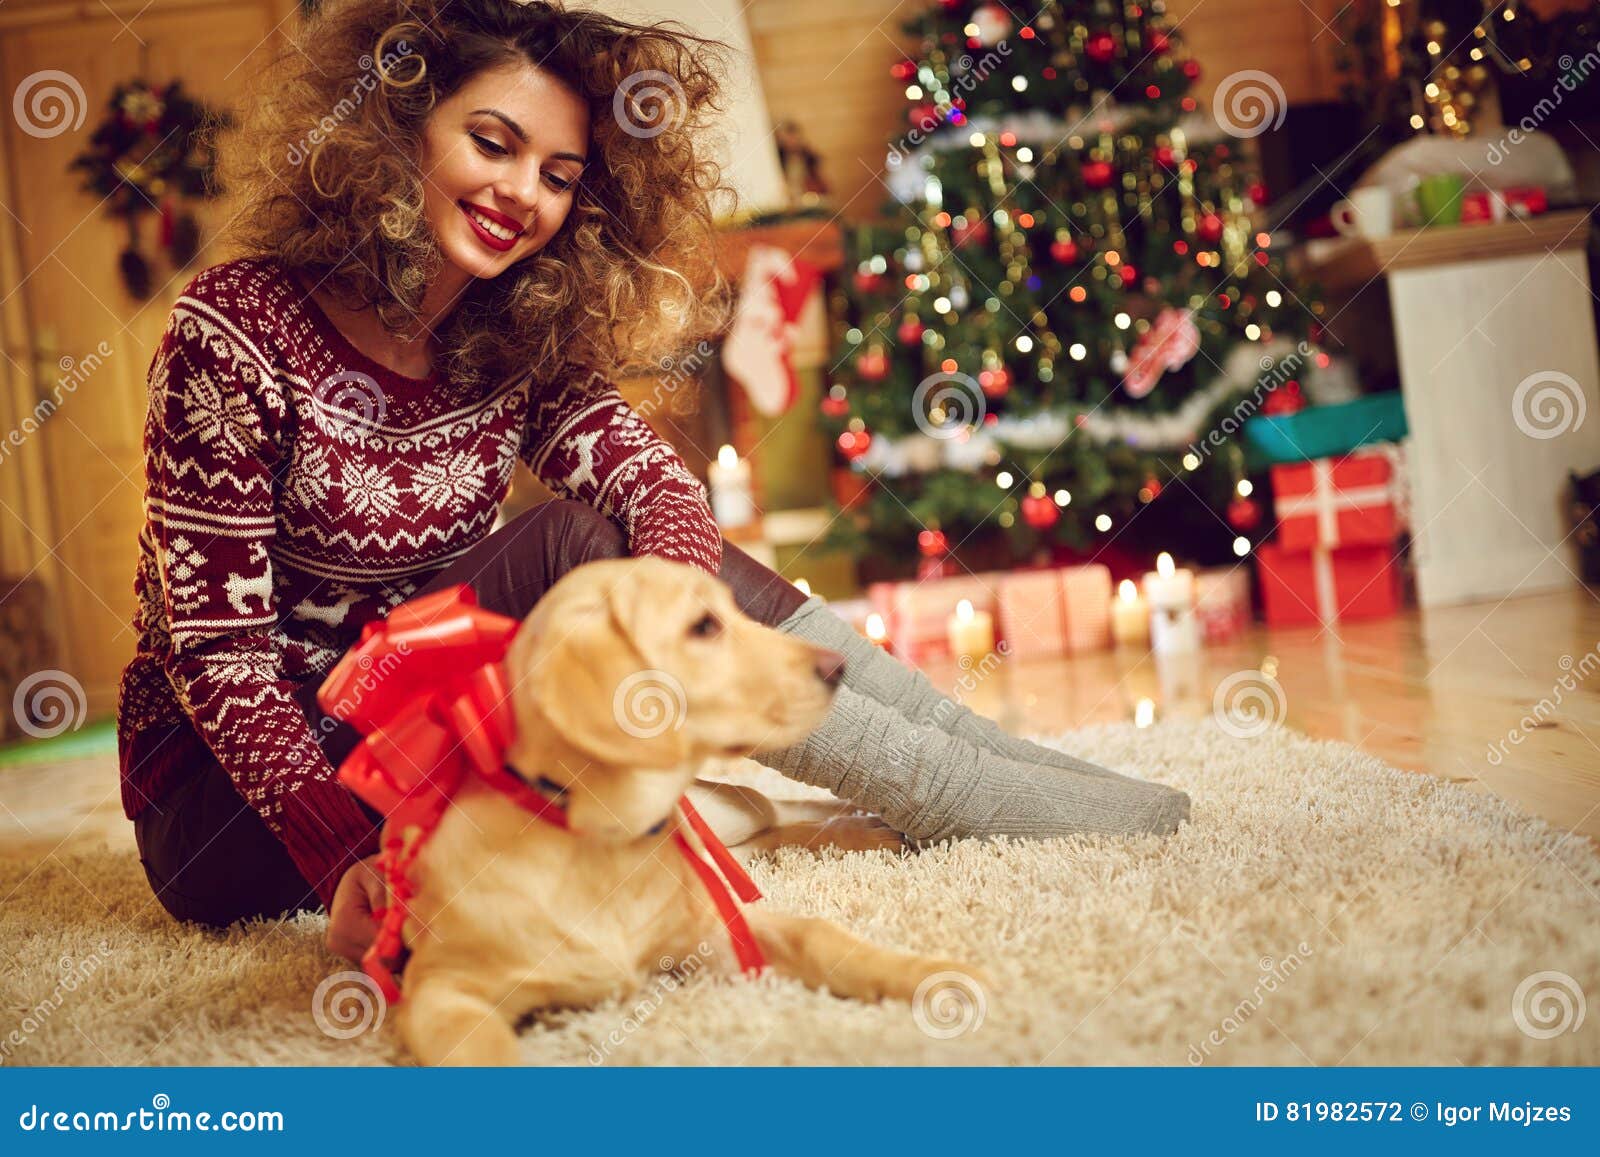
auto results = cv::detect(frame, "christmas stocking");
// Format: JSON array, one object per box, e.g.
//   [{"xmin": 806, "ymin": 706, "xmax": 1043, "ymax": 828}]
[{"xmin": 721, "ymin": 244, "xmax": 822, "ymax": 417}]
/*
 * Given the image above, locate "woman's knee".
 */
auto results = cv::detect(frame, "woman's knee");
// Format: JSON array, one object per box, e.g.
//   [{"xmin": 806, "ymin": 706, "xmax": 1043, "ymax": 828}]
[{"xmin": 515, "ymin": 498, "xmax": 627, "ymax": 567}]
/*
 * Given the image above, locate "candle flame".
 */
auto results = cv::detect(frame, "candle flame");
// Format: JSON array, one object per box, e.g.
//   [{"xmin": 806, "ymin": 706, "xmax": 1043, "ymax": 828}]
[
  {"xmin": 955, "ymin": 598, "xmax": 974, "ymax": 622},
  {"xmin": 1118, "ymin": 579, "xmax": 1138, "ymax": 602},
  {"xmin": 716, "ymin": 444, "xmax": 739, "ymax": 469},
  {"xmin": 793, "ymin": 578, "xmax": 811, "ymax": 596},
  {"xmin": 865, "ymin": 613, "xmax": 887, "ymax": 641},
  {"xmin": 1156, "ymin": 552, "xmax": 1175, "ymax": 578}
]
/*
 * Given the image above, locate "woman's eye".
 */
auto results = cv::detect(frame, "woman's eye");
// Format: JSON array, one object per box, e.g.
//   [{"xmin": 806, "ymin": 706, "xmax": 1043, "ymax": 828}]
[
  {"xmin": 545, "ymin": 173, "xmax": 573, "ymax": 192},
  {"xmin": 689, "ymin": 613, "xmax": 722, "ymax": 639},
  {"xmin": 470, "ymin": 132, "xmax": 507, "ymax": 157}
]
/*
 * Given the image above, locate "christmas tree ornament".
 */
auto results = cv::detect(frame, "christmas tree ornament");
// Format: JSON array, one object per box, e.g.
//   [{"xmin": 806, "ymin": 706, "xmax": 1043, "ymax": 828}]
[
  {"xmin": 1021, "ymin": 483, "xmax": 1060, "ymax": 529},
  {"xmin": 917, "ymin": 527, "xmax": 949, "ymax": 557},
  {"xmin": 1122, "ymin": 307, "xmax": 1201, "ymax": 398},
  {"xmin": 855, "ymin": 346, "xmax": 891, "ymax": 382},
  {"xmin": 1082, "ymin": 159, "xmax": 1115, "ymax": 189},
  {"xmin": 1084, "ymin": 30, "xmax": 1117, "ymax": 63},
  {"xmin": 837, "ymin": 429, "xmax": 874, "ymax": 461},
  {"xmin": 1196, "ymin": 212, "xmax": 1224, "ymax": 243},
  {"xmin": 1227, "ymin": 495, "xmax": 1262, "ymax": 531},
  {"xmin": 978, "ymin": 364, "xmax": 1012, "ymax": 398},
  {"xmin": 853, "ymin": 267, "xmax": 886, "ymax": 293},
  {"xmin": 1049, "ymin": 233, "xmax": 1081, "ymax": 263},
  {"xmin": 820, "ymin": 393, "xmax": 851, "ymax": 419},
  {"xmin": 897, "ymin": 317, "xmax": 927, "ymax": 345}
]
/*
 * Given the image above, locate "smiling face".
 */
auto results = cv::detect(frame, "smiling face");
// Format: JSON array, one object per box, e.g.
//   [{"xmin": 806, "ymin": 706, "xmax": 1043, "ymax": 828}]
[{"xmin": 418, "ymin": 59, "xmax": 590, "ymax": 282}]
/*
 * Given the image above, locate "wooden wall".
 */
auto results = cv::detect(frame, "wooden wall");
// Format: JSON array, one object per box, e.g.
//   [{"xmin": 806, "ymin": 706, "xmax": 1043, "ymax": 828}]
[{"xmin": 745, "ymin": 0, "xmax": 1352, "ymax": 222}]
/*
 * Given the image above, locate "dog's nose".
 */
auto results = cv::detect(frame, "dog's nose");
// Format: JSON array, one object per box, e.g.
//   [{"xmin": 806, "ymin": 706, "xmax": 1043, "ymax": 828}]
[{"xmin": 812, "ymin": 647, "xmax": 846, "ymax": 687}]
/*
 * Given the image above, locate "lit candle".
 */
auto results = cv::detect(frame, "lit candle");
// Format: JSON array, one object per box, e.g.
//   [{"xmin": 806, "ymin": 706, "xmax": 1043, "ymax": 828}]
[
  {"xmin": 1143, "ymin": 553, "xmax": 1199, "ymax": 654},
  {"xmin": 947, "ymin": 598, "xmax": 996, "ymax": 660},
  {"xmin": 793, "ymin": 577, "xmax": 811, "ymax": 597},
  {"xmin": 1110, "ymin": 579, "xmax": 1150, "ymax": 647},
  {"xmin": 707, "ymin": 444, "xmax": 756, "ymax": 529},
  {"xmin": 864, "ymin": 612, "xmax": 890, "ymax": 650}
]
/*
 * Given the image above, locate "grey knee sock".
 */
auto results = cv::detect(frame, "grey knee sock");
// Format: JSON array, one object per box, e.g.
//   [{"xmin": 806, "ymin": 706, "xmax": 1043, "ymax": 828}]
[
  {"xmin": 776, "ymin": 596, "xmax": 1144, "ymax": 785},
  {"xmin": 756, "ymin": 684, "xmax": 1188, "ymax": 844}
]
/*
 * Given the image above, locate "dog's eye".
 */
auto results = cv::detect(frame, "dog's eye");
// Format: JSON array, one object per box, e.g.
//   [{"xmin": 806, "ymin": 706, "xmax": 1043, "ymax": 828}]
[{"xmin": 689, "ymin": 612, "xmax": 723, "ymax": 639}]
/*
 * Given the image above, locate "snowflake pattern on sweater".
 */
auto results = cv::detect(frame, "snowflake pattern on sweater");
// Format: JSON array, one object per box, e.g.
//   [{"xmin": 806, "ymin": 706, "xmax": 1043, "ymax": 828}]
[{"xmin": 116, "ymin": 257, "xmax": 722, "ymax": 905}]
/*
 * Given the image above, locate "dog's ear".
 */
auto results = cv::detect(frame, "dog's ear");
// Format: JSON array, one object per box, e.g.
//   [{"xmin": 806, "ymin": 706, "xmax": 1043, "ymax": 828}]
[{"xmin": 508, "ymin": 597, "xmax": 693, "ymax": 770}]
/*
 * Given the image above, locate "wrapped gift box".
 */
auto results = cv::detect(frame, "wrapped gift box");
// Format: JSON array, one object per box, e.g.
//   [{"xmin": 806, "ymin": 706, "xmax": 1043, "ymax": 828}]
[
  {"xmin": 1194, "ymin": 567, "xmax": 1252, "ymax": 643},
  {"xmin": 1255, "ymin": 542, "xmax": 1400, "ymax": 627},
  {"xmin": 1244, "ymin": 393, "xmax": 1408, "ymax": 467},
  {"xmin": 996, "ymin": 568, "xmax": 1069, "ymax": 660},
  {"xmin": 867, "ymin": 572, "xmax": 1003, "ymax": 664},
  {"xmin": 1271, "ymin": 446, "xmax": 1402, "ymax": 552},
  {"xmin": 1058, "ymin": 564, "xmax": 1113, "ymax": 652}
]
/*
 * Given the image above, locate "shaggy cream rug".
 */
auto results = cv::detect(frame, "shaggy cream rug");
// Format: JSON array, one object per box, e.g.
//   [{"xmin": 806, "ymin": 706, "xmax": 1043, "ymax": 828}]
[{"xmin": 3, "ymin": 721, "xmax": 1597, "ymax": 1066}]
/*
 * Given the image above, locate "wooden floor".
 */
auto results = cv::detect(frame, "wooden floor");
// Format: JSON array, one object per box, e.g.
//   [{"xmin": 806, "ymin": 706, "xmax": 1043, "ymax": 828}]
[
  {"xmin": 922, "ymin": 586, "xmax": 1600, "ymax": 844},
  {"xmin": 4, "ymin": 589, "xmax": 1599, "ymax": 856}
]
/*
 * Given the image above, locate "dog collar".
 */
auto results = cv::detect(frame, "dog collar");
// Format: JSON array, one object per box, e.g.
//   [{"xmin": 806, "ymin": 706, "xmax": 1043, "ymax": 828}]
[{"xmin": 318, "ymin": 583, "xmax": 766, "ymax": 1005}]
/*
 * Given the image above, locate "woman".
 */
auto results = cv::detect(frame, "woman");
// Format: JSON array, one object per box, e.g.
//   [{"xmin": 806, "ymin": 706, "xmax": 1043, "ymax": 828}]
[{"xmin": 117, "ymin": 0, "xmax": 1188, "ymax": 963}]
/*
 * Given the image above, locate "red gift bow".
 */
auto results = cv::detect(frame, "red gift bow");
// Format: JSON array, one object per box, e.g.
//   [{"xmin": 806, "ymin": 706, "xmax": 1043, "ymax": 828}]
[{"xmin": 317, "ymin": 583, "xmax": 766, "ymax": 1004}]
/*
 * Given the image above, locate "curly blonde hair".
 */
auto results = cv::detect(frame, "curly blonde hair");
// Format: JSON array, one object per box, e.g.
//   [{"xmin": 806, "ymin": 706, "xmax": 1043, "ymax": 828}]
[{"xmin": 209, "ymin": 0, "xmax": 736, "ymax": 393}]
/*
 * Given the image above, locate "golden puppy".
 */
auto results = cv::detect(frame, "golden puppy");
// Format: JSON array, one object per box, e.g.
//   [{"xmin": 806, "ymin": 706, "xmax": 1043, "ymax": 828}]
[{"xmin": 394, "ymin": 557, "xmax": 987, "ymax": 1066}]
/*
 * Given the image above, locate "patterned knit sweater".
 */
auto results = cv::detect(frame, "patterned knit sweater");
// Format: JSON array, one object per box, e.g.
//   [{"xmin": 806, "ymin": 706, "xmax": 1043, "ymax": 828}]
[{"xmin": 116, "ymin": 257, "xmax": 722, "ymax": 906}]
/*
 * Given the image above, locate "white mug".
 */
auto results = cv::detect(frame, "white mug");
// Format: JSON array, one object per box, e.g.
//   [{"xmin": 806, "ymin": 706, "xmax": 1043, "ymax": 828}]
[{"xmin": 1331, "ymin": 187, "xmax": 1395, "ymax": 239}]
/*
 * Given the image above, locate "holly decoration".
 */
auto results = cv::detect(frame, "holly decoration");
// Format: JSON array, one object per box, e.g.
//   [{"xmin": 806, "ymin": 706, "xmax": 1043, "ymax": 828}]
[{"xmin": 68, "ymin": 79, "xmax": 227, "ymax": 300}]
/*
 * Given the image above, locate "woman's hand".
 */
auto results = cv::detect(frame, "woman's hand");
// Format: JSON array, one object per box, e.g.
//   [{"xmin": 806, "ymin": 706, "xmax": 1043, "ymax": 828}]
[{"xmin": 325, "ymin": 853, "xmax": 386, "ymax": 962}]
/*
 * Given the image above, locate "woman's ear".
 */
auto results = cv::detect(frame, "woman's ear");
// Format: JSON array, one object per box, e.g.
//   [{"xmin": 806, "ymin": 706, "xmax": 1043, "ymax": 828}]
[{"xmin": 505, "ymin": 604, "xmax": 691, "ymax": 770}]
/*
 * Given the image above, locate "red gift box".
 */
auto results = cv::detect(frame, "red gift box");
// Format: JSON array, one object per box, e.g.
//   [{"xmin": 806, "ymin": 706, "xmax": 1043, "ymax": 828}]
[
  {"xmin": 867, "ymin": 572, "xmax": 1003, "ymax": 664},
  {"xmin": 1058, "ymin": 564, "xmax": 1112, "ymax": 652},
  {"xmin": 1271, "ymin": 447, "xmax": 1400, "ymax": 552},
  {"xmin": 996, "ymin": 568, "xmax": 1069, "ymax": 660},
  {"xmin": 1194, "ymin": 567, "xmax": 1252, "ymax": 643},
  {"xmin": 1255, "ymin": 542, "xmax": 1400, "ymax": 626}
]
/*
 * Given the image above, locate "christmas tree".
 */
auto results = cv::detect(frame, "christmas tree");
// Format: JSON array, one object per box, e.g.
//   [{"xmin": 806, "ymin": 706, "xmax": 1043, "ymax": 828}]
[{"xmin": 823, "ymin": 0, "xmax": 1326, "ymax": 580}]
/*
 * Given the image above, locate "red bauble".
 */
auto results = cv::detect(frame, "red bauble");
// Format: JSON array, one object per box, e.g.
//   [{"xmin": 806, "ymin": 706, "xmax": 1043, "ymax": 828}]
[
  {"xmin": 837, "ymin": 429, "xmax": 873, "ymax": 461},
  {"xmin": 1082, "ymin": 160, "xmax": 1115, "ymax": 190},
  {"xmin": 1049, "ymin": 237, "xmax": 1080, "ymax": 263},
  {"xmin": 890, "ymin": 59, "xmax": 916, "ymax": 81},
  {"xmin": 1084, "ymin": 31, "xmax": 1117, "ymax": 63},
  {"xmin": 1247, "ymin": 181, "xmax": 1269, "ymax": 206},
  {"xmin": 908, "ymin": 103, "xmax": 940, "ymax": 131},
  {"xmin": 855, "ymin": 349, "xmax": 890, "ymax": 382},
  {"xmin": 1262, "ymin": 380, "xmax": 1305, "ymax": 416},
  {"xmin": 1153, "ymin": 144, "xmax": 1177, "ymax": 168},
  {"xmin": 1118, "ymin": 263, "xmax": 1138, "ymax": 287},
  {"xmin": 1021, "ymin": 492, "xmax": 1060, "ymax": 529},
  {"xmin": 853, "ymin": 269, "xmax": 886, "ymax": 294},
  {"xmin": 1196, "ymin": 212, "xmax": 1225, "ymax": 244},
  {"xmin": 1227, "ymin": 496, "xmax": 1262, "ymax": 531},
  {"xmin": 1182, "ymin": 59, "xmax": 1201, "ymax": 80},
  {"xmin": 1147, "ymin": 30, "xmax": 1171, "ymax": 55},
  {"xmin": 917, "ymin": 528, "xmax": 949, "ymax": 557},
  {"xmin": 820, "ymin": 394, "xmax": 850, "ymax": 419},
  {"xmin": 951, "ymin": 216, "xmax": 991, "ymax": 248},
  {"xmin": 978, "ymin": 366, "xmax": 1012, "ymax": 398},
  {"xmin": 897, "ymin": 318, "xmax": 926, "ymax": 345}
]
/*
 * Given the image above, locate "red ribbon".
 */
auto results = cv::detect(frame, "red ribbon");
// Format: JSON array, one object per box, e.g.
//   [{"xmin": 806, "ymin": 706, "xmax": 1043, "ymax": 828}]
[{"xmin": 317, "ymin": 583, "xmax": 766, "ymax": 1003}]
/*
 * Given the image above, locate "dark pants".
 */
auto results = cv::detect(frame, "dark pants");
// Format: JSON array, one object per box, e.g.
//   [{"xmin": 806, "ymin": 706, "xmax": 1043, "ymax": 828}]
[{"xmin": 131, "ymin": 499, "xmax": 808, "ymax": 927}]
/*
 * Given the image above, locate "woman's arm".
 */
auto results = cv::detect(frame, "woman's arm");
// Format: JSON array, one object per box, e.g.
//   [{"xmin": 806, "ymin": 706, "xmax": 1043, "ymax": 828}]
[
  {"xmin": 146, "ymin": 271, "xmax": 378, "ymax": 907},
  {"xmin": 519, "ymin": 367, "xmax": 722, "ymax": 573}
]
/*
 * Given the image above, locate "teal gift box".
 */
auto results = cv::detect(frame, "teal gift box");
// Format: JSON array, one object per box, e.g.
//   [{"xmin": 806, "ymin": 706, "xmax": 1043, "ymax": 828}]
[{"xmin": 1244, "ymin": 393, "xmax": 1409, "ymax": 468}]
